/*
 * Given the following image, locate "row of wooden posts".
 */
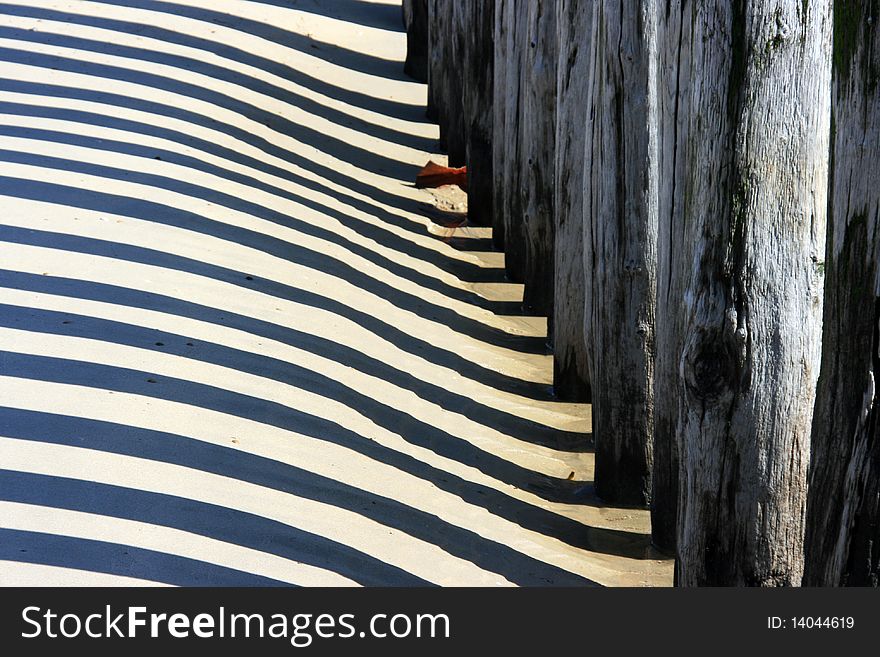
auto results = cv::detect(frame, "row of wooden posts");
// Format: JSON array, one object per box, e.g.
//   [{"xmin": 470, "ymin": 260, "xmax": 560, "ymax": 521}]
[{"xmin": 402, "ymin": 1, "xmax": 879, "ymax": 587}]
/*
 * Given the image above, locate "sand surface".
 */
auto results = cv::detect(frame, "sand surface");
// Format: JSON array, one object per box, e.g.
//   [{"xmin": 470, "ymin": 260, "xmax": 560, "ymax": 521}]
[{"xmin": 0, "ymin": 0, "xmax": 672, "ymax": 586}]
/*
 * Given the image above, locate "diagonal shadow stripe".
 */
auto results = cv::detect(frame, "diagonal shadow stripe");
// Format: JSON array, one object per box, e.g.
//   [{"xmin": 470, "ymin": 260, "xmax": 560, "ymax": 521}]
[
  {"xmin": 0, "ymin": 146, "xmax": 541, "ymax": 352},
  {"xmin": 0, "ymin": 96, "xmax": 498, "ymax": 284},
  {"xmin": 0, "ymin": 78, "xmax": 463, "ymax": 254},
  {"xmin": 0, "ymin": 6, "xmax": 428, "ymax": 148},
  {"xmin": 245, "ymin": 0, "xmax": 406, "ymax": 33},
  {"xmin": 0, "ymin": 119, "xmax": 516, "ymax": 312},
  {"xmin": 0, "ymin": 468, "xmax": 429, "ymax": 586},
  {"xmin": 0, "ymin": 303, "xmax": 593, "ymax": 508},
  {"xmin": 0, "ymin": 527, "xmax": 292, "ymax": 587},
  {"xmin": 0, "ymin": 270, "xmax": 585, "ymax": 450},
  {"xmin": 0, "ymin": 345, "xmax": 615, "ymax": 555},
  {"xmin": 0, "ymin": 42, "xmax": 413, "ymax": 180},
  {"xmin": 0, "ymin": 220, "xmax": 550, "ymax": 399},
  {"xmin": 88, "ymin": 0, "xmax": 408, "ymax": 80},
  {"xmin": 0, "ymin": 411, "xmax": 603, "ymax": 585}
]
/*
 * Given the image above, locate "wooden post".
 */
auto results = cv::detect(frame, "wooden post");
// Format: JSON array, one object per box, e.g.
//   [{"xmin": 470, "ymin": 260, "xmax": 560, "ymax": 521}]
[
  {"xmin": 651, "ymin": 0, "xmax": 689, "ymax": 554},
  {"xmin": 553, "ymin": 0, "xmax": 593, "ymax": 402},
  {"xmin": 804, "ymin": 0, "xmax": 880, "ymax": 587},
  {"xmin": 521, "ymin": 1, "xmax": 558, "ymax": 316},
  {"xmin": 427, "ymin": 0, "xmax": 465, "ymax": 161},
  {"xmin": 499, "ymin": 0, "xmax": 530, "ymax": 282},
  {"xmin": 497, "ymin": 2, "xmax": 530, "ymax": 281},
  {"xmin": 492, "ymin": 0, "xmax": 511, "ymax": 250},
  {"xmin": 459, "ymin": 0, "xmax": 495, "ymax": 227},
  {"xmin": 446, "ymin": 2, "xmax": 468, "ymax": 166},
  {"xmin": 402, "ymin": 0, "xmax": 429, "ymax": 82},
  {"xmin": 586, "ymin": 0, "xmax": 658, "ymax": 507},
  {"xmin": 661, "ymin": 0, "xmax": 832, "ymax": 586},
  {"xmin": 426, "ymin": 0, "xmax": 442, "ymax": 123}
]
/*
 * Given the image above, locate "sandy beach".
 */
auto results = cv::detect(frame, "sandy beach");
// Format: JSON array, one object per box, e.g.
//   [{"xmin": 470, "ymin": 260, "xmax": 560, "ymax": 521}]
[{"xmin": 0, "ymin": 0, "xmax": 671, "ymax": 586}]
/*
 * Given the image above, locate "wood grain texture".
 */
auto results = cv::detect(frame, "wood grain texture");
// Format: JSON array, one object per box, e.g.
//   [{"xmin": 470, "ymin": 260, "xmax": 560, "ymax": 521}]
[
  {"xmin": 661, "ymin": 0, "xmax": 831, "ymax": 586},
  {"xmin": 426, "ymin": 0, "xmax": 441, "ymax": 122},
  {"xmin": 446, "ymin": 1, "xmax": 468, "ymax": 166},
  {"xmin": 492, "ymin": 0, "xmax": 510, "ymax": 249},
  {"xmin": 427, "ymin": 0, "xmax": 466, "ymax": 161},
  {"xmin": 586, "ymin": 0, "xmax": 657, "ymax": 507},
  {"xmin": 521, "ymin": 1, "xmax": 558, "ymax": 316},
  {"xmin": 403, "ymin": 0, "xmax": 429, "ymax": 82},
  {"xmin": 500, "ymin": 0, "xmax": 529, "ymax": 282},
  {"xmin": 459, "ymin": 0, "xmax": 495, "ymax": 227},
  {"xmin": 553, "ymin": 0, "xmax": 593, "ymax": 402},
  {"xmin": 804, "ymin": 0, "xmax": 880, "ymax": 588},
  {"xmin": 651, "ymin": 0, "xmax": 690, "ymax": 553}
]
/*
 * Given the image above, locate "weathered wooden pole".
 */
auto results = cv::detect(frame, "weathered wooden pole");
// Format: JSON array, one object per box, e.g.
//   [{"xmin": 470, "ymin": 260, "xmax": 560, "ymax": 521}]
[
  {"xmin": 660, "ymin": 0, "xmax": 832, "ymax": 586},
  {"xmin": 521, "ymin": 1, "xmax": 558, "ymax": 316},
  {"xmin": 500, "ymin": 0, "xmax": 529, "ymax": 282},
  {"xmin": 803, "ymin": 0, "xmax": 880, "ymax": 588},
  {"xmin": 492, "ymin": 0, "xmax": 512, "ymax": 250},
  {"xmin": 459, "ymin": 0, "xmax": 495, "ymax": 227},
  {"xmin": 427, "ymin": 0, "xmax": 465, "ymax": 163},
  {"xmin": 446, "ymin": 2, "xmax": 468, "ymax": 166},
  {"xmin": 402, "ymin": 0, "xmax": 429, "ymax": 83},
  {"xmin": 651, "ymin": 0, "xmax": 689, "ymax": 554},
  {"xmin": 426, "ymin": 0, "xmax": 443, "ymax": 123},
  {"xmin": 585, "ymin": 0, "xmax": 657, "ymax": 507},
  {"xmin": 553, "ymin": 0, "xmax": 593, "ymax": 402}
]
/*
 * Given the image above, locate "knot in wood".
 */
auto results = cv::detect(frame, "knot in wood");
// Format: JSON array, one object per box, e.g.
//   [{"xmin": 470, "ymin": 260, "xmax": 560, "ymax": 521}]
[
  {"xmin": 683, "ymin": 330, "xmax": 741, "ymax": 401},
  {"xmin": 775, "ymin": 18, "xmax": 790, "ymax": 41},
  {"xmin": 767, "ymin": 10, "xmax": 791, "ymax": 51},
  {"xmin": 624, "ymin": 260, "xmax": 643, "ymax": 274}
]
